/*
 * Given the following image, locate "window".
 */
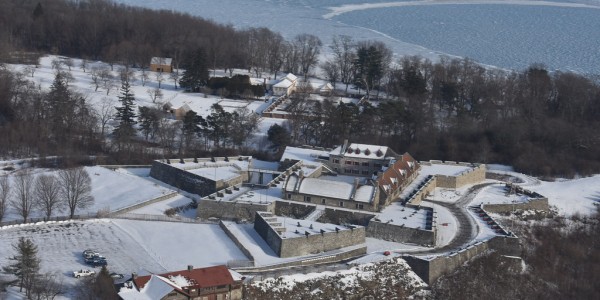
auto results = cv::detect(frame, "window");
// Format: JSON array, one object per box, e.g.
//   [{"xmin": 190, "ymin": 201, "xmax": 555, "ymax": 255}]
[
  {"xmin": 345, "ymin": 160, "xmax": 353, "ymax": 165},
  {"xmin": 374, "ymin": 163, "xmax": 382, "ymax": 168},
  {"xmin": 355, "ymin": 204, "xmax": 364, "ymax": 209},
  {"xmin": 344, "ymin": 169, "xmax": 351, "ymax": 173},
  {"xmin": 353, "ymin": 161, "xmax": 359, "ymax": 166},
  {"xmin": 362, "ymin": 162, "xmax": 369, "ymax": 166},
  {"xmin": 322, "ymin": 198, "xmax": 326, "ymax": 204},
  {"xmin": 361, "ymin": 170, "xmax": 369, "ymax": 175},
  {"xmin": 304, "ymin": 196, "xmax": 311, "ymax": 202},
  {"xmin": 352, "ymin": 169, "xmax": 360, "ymax": 174},
  {"xmin": 333, "ymin": 159, "xmax": 340, "ymax": 163},
  {"xmin": 287, "ymin": 193, "xmax": 292, "ymax": 199},
  {"xmin": 339, "ymin": 201, "xmax": 344, "ymax": 207}
]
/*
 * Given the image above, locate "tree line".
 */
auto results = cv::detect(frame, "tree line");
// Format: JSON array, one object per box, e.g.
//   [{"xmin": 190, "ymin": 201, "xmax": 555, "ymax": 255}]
[
  {"xmin": 0, "ymin": 0, "xmax": 598, "ymax": 177},
  {"xmin": 0, "ymin": 167, "xmax": 94, "ymax": 223},
  {"xmin": 275, "ymin": 55, "xmax": 600, "ymax": 177}
]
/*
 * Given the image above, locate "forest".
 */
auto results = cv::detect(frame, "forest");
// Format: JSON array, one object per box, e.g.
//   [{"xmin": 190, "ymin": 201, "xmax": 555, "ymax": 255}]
[{"xmin": 0, "ymin": 0, "xmax": 599, "ymax": 177}]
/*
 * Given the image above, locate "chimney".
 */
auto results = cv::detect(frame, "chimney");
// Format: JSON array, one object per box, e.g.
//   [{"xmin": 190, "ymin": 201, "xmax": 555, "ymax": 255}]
[
  {"xmin": 132, "ymin": 272, "xmax": 138, "ymax": 279},
  {"xmin": 298, "ymin": 170, "xmax": 304, "ymax": 179},
  {"xmin": 187, "ymin": 265, "xmax": 193, "ymax": 271},
  {"xmin": 341, "ymin": 139, "xmax": 349, "ymax": 154}
]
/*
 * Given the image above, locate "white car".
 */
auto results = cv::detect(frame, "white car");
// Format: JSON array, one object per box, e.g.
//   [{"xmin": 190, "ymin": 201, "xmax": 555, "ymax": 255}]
[{"xmin": 73, "ymin": 269, "xmax": 96, "ymax": 278}]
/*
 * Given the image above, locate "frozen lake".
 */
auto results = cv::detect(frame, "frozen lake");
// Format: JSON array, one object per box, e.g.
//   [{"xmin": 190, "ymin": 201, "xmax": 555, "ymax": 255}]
[{"xmin": 114, "ymin": 0, "xmax": 600, "ymax": 74}]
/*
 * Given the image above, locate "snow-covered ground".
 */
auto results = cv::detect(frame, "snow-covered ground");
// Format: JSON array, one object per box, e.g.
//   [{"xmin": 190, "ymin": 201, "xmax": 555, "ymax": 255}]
[
  {"xmin": 1, "ymin": 166, "xmax": 174, "ymax": 222},
  {"xmin": 0, "ymin": 219, "xmax": 247, "ymax": 297},
  {"xmin": 114, "ymin": 0, "xmax": 600, "ymax": 74}
]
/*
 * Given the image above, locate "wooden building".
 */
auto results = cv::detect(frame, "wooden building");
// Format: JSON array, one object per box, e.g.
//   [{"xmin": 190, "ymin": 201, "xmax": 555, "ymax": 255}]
[{"xmin": 150, "ymin": 57, "xmax": 173, "ymax": 73}]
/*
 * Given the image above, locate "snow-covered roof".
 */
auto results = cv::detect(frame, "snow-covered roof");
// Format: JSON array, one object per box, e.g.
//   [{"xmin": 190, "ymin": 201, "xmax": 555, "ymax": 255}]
[
  {"xmin": 187, "ymin": 166, "xmax": 240, "ymax": 181},
  {"xmin": 354, "ymin": 185, "xmax": 376, "ymax": 203},
  {"xmin": 330, "ymin": 143, "xmax": 390, "ymax": 159},
  {"xmin": 285, "ymin": 73, "xmax": 297, "ymax": 82},
  {"xmin": 119, "ymin": 275, "xmax": 178, "ymax": 300},
  {"xmin": 150, "ymin": 57, "xmax": 172, "ymax": 66},
  {"xmin": 257, "ymin": 212, "xmax": 362, "ymax": 239},
  {"xmin": 274, "ymin": 78, "xmax": 293, "ymax": 88},
  {"xmin": 419, "ymin": 163, "xmax": 473, "ymax": 177},
  {"xmin": 280, "ymin": 146, "xmax": 329, "ymax": 164}
]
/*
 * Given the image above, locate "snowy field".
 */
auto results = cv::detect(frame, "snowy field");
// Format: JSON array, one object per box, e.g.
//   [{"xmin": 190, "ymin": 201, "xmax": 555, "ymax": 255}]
[
  {"xmin": 115, "ymin": 0, "xmax": 600, "ymax": 74},
  {"xmin": 0, "ymin": 219, "xmax": 247, "ymax": 297},
  {"xmin": 1, "ymin": 166, "xmax": 174, "ymax": 222}
]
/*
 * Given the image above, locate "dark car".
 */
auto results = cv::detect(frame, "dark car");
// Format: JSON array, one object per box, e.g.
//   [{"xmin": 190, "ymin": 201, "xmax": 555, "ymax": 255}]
[{"xmin": 90, "ymin": 258, "xmax": 108, "ymax": 267}]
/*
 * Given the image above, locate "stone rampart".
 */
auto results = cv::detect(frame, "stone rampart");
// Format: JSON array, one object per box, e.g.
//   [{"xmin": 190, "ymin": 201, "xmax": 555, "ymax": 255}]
[
  {"xmin": 150, "ymin": 161, "xmax": 217, "ymax": 196},
  {"xmin": 404, "ymin": 175, "xmax": 436, "ymax": 206},
  {"xmin": 218, "ymin": 221, "xmax": 255, "ymax": 264},
  {"xmin": 432, "ymin": 162, "xmax": 486, "ymax": 189},
  {"xmin": 403, "ymin": 235, "xmax": 521, "ymax": 284},
  {"xmin": 366, "ymin": 220, "xmax": 435, "ymax": 247},
  {"xmin": 316, "ymin": 208, "xmax": 376, "ymax": 226},
  {"xmin": 483, "ymin": 198, "xmax": 549, "ymax": 214},
  {"xmin": 198, "ymin": 200, "xmax": 274, "ymax": 222},
  {"xmin": 274, "ymin": 201, "xmax": 316, "ymax": 219},
  {"xmin": 254, "ymin": 212, "xmax": 366, "ymax": 258}
]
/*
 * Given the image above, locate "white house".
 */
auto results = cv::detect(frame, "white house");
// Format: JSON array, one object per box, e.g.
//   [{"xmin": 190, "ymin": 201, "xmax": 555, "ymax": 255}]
[{"xmin": 272, "ymin": 73, "xmax": 298, "ymax": 96}]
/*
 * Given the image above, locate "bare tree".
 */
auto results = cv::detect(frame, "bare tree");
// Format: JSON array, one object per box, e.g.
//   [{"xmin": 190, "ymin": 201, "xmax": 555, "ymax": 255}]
[
  {"xmin": 294, "ymin": 34, "xmax": 322, "ymax": 79},
  {"xmin": 140, "ymin": 67, "xmax": 149, "ymax": 86},
  {"xmin": 155, "ymin": 72, "xmax": 164, "ymax": 88},
  {"xmin": 321, "ymin": 60, "xmax": 340, "ymax": 88},
  {"xmin": 58, "ymin": 167, "xmax": 94, "ymax": 219},
  {"xmin": 170, "ymin": 70, "xmax": 179, "ymax": 89},
  {"xmin": 80, "ymin": 59, "xmax": 89, "ymax": 73},
  {"xmin": 10, "ymin": 170, "xmax": 35, "ymax": 222},
  {"xmin": 95, "ymin": 97, "xmax": 115, "ymax": 138},
  {"xmin": 63, "ymin": 58, "xmax": 74, "ymax": 71},
  {"xmin": 147, "ymin": 88, "xmax": 163, "ymax": 104},
  {"xmin": 100, "ymin": 69, "xmax": 115, "ymax": 95},
  {"xmin": 90, "ymin": 66, "xmax": 102, "ymax": 91},
  {"xmin": 23, "ymin": 65, "xmax": 36, "ymax": 77},
  {"xmin": 0, "ymin": 176, "xmax": 10, "ymax": 222},
  {"xmin": 330, "ymin": 35, "xmax": 356, "ymax": 92},
  {"xmin": 119, "ymin": 66, "xmax": 136, "ymax": 84},
  {"xmin": 30, "ymin": 272, "xmax": 65, "ymax": 300},
  {"xmin": 34, "ymin": 174, "xmax": 62, "ymax": 219},
  {"xmin": 51, "ymin": 59, "xmax": 63, "ymax": 72}
]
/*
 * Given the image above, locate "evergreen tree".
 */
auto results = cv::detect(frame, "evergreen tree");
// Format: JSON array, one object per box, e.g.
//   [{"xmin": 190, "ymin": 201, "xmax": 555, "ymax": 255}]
[
  {"xmin": 3, "ymin": 237, "xmax": 40, "ymax": 295},
  {"xmin": 206, "ymin": 104, "xmax": 233, "ymax": 147},
  {"xmin": 179, "ymin": 48, "xmax": 209, "ymax": 92},
  {"xmin": 267, "ymin": 124, "xmax": 290, "ymax": 151},
  {"xmin": 113, "ymin": 79, "xmax": 137, "ymax": 143}
]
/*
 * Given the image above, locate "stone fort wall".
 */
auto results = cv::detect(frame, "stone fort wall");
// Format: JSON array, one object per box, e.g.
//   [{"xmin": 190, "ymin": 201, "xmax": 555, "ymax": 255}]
[
  {"xmin": 254, "ymin": 212, "xmax": 366, "ymax": 258},
  {"xmin": 421, "ymin": 161, "xmax": 486, "ymax": 189},
  {"xmin": 403, "ymin": 235, "xmax": 521, "ymax": 284}
]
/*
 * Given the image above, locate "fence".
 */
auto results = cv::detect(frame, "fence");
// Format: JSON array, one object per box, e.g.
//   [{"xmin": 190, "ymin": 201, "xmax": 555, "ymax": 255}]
[
  {"xmin": 111, "ymin": 213, "xmax": 218, "ymax": 224},
  {"xmin": 0, "ymin": 213, "xmax": 102, "ymax": 228}
]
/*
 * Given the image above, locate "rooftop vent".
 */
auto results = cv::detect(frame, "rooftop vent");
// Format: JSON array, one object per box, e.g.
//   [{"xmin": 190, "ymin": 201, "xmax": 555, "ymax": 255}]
[{"xmin": 376, "ymin": 149, "xmax": 384, "ymax": 157}]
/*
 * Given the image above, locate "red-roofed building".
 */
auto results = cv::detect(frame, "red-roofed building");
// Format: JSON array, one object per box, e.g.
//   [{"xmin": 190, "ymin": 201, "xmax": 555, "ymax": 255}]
[
  {"xmin": 119, "ymin": 265, "xmax": 243, "ymax": 300},
  {"xmin": 377, "ymin": 153, "xmax": 420, "ymax": 206}
]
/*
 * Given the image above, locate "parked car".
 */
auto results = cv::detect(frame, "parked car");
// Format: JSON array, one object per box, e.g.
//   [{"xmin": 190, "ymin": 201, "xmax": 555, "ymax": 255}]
[
  {"xmin": 109, "ymin": 272, "xmax": 124, "ymax": 279},
  {"xmin": 90, "ymin": 258, "xmax": 108, "ymax": 267},
  {"xmin": 73, "ymin": 269, "xmax": 95, "ymax": 278}
]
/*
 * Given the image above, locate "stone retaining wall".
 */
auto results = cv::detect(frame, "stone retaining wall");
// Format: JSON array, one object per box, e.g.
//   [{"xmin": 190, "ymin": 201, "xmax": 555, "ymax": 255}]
[
  {"xmin": 218, "ymin": 221, "xmax": 255, "ymax": 265},
  {"xmin": 316, "ymin": 208, "xmax": 376, "ymax": 226},
  {"xmin": 483, "ymin": 198, "xmax": 549, "ymax": 214},
  {"xmin": 274, "ymin": 201, "xmax": 316, "ymax": 219},
  {"xmin": 403, "ymin": 235, "xmax": 521, "ymax": 284},
  {"xmin": 255, "ymin": 212, "xmax": 366, "ymax": 258},
  {"xmin": 197, "ymin": 200, "xmax": 274, "ymax": 222},
  {"xmin": 366, "ymin": 220, "xmax": 435, "ymax": 247}
]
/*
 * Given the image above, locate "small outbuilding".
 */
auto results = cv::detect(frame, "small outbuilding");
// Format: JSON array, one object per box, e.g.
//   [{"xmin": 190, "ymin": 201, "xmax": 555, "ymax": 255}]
[{"xmin": 150, "ymin": 57, "xmax": 173, "ymax": 73}]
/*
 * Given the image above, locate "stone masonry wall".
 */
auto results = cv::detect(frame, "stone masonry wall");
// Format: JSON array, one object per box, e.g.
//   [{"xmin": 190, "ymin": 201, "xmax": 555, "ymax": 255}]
[
  {"xmin": 366, "ymin": 221, "xmax": 435, "ymax": 246},
  {"xmin": 197, "ymin": 200, "xmax": 274, "ymax": 221},
  {"xmin": 317, "ymin": 208, "xmax": 376, "ymax": 226},
  {"xmin": 150, "ymin": 161, "xmax": 217, "ymax": 196},
  {"xmin": 254, "ymin": 212, "xmax": 366, "ymax": 258},
  {"xmin": 279, "ymin": 226, "xmax": 366, "ymax": 258},
  {"xmin": 433, "ymin": 162, "xmax": 486, "ymax": 189},
  {"xmin": 274, "ymin": 201, "xmax": 316, "ymax": 219},
  {"xmin": 403, "ymin": 235, "xmax": 521, "ymax": 284},
  {"xmin": 483, "ymin": 198, "xmax": 549, "ymax": 214}
]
